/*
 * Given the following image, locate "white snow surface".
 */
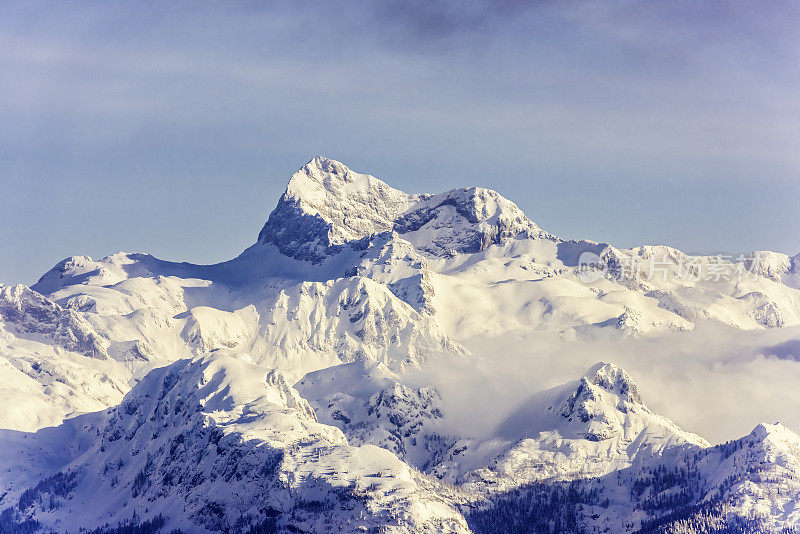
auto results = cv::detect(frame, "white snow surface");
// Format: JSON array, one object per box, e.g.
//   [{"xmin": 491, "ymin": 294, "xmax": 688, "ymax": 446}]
[{"xmin": 2, "ymin": 156, "xmax": 800, "ymax": 532}]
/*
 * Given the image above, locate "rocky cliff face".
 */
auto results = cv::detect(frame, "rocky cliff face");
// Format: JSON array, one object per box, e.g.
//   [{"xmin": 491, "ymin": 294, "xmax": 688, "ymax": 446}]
[
  {"xmin": 0, "ymin": 353, "xmax": 470, "ymax": 533},
  {"xmin": 258, "ymin": 156, "xmax": 546, "ymax": 261},
  {"xmin": 0, "ymin": 284, "xmax": 110, "ymax": 360}
]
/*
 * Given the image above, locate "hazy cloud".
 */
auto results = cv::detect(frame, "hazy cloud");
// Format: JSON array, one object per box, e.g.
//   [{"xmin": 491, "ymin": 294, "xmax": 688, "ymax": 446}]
[{"xmin": 405, "ymin": 322, "xmax": 800, "ymax": 444}]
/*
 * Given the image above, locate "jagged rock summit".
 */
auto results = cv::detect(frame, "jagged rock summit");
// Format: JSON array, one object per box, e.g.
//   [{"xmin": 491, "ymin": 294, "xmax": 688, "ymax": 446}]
[{"xmin": 258, "ymin": 156, "xmax": 547, "ymax": 261}]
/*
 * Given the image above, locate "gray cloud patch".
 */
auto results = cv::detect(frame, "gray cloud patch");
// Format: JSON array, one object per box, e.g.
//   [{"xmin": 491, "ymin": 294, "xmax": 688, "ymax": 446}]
[
  {"xmin": 764, "ymin": 339, "xmax": 800, "ymax": 362},
  {"xmin": 370, "ymin": 0, "xmax": 545, "ymax": 40}
]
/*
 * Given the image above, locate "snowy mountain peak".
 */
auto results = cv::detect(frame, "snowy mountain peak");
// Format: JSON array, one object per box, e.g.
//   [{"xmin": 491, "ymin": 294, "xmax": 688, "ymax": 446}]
[
  {"xmin": 552, "ymin": 363, "xmax": 659, "ymax": 443},
  {"xmin": 257, "ymin": 157, "xmax": 414, "ymax": 261},
  {"xmin": 583, "ymin": 361, "xmax": 644, "ymax": 405},
  {"xmin": 285, "ymin": 156, "xmax": 405, "ymax": 207},
  {"xmin": 747, "ymin": 421, "xmax": 800, "ymax": 446},
  {"xmin": 304, "ymin": 155, "xmax": 350, "ymax": 175},
  {"xmin": 555, "ymin": 362, "xmax": 646, "ymax": 425},
  {"xmin": 257, "ymin": 157, "xmax": 546, "ymax": 261}
]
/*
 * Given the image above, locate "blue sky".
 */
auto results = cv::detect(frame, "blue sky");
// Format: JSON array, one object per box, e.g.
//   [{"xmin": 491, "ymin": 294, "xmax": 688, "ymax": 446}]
[{"xmin": 2, "ymin": 0, "xmax": 798, "ymax": 284}]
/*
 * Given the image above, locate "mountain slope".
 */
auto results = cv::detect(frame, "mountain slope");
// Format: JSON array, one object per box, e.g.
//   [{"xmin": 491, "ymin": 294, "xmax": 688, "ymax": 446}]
[
  {"xmin": 5, "ymin": 356, "xmax": 799, "ymax": 533},
  {"xmin": 12, "ymin": 158, "xmax": 798, "ymax": 428},
  {"xmin": 465, "ymin": 421, "xmax": 800, "ymax": 533},
  {"xmin": 0, "ymin": 352, "xmax": 470, "ymax": 533},
  {"xmin": 2, "ymin": 156, "xmax": 800, "ymax": 533}
]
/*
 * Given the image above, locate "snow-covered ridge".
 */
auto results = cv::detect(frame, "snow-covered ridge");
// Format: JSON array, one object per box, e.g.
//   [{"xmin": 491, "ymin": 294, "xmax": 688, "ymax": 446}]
[
  {"xmin": 0, "ymin": 284, "xmax": 109, "ymax": 359},
  {"xmin": 3, "ymin": 355, "xmax": 798, "ymax": 532},
  {"xmin": 258, "ymin": 156, "xmax": 547, "ymax": 261},
  {"xmin": 2, "ymin": 156, "xmax": 800, "ymax": 532},
  {"xmin": 0, "ymin": 352, "xmax": 470, "ymax": 533},
  {"xmin": 4, "ymin": 156, "xmax": 799, "ymax": 436},
  {"xmin": 465, "ymin": 419, "xmax": 800, "ymax": 533}
]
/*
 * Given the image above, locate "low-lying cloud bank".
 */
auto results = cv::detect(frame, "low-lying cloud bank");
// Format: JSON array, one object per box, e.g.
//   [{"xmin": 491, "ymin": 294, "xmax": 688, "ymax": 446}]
[{"xmin": 405, "ymin": 322, "xmax": 800, "ymax": 444}]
